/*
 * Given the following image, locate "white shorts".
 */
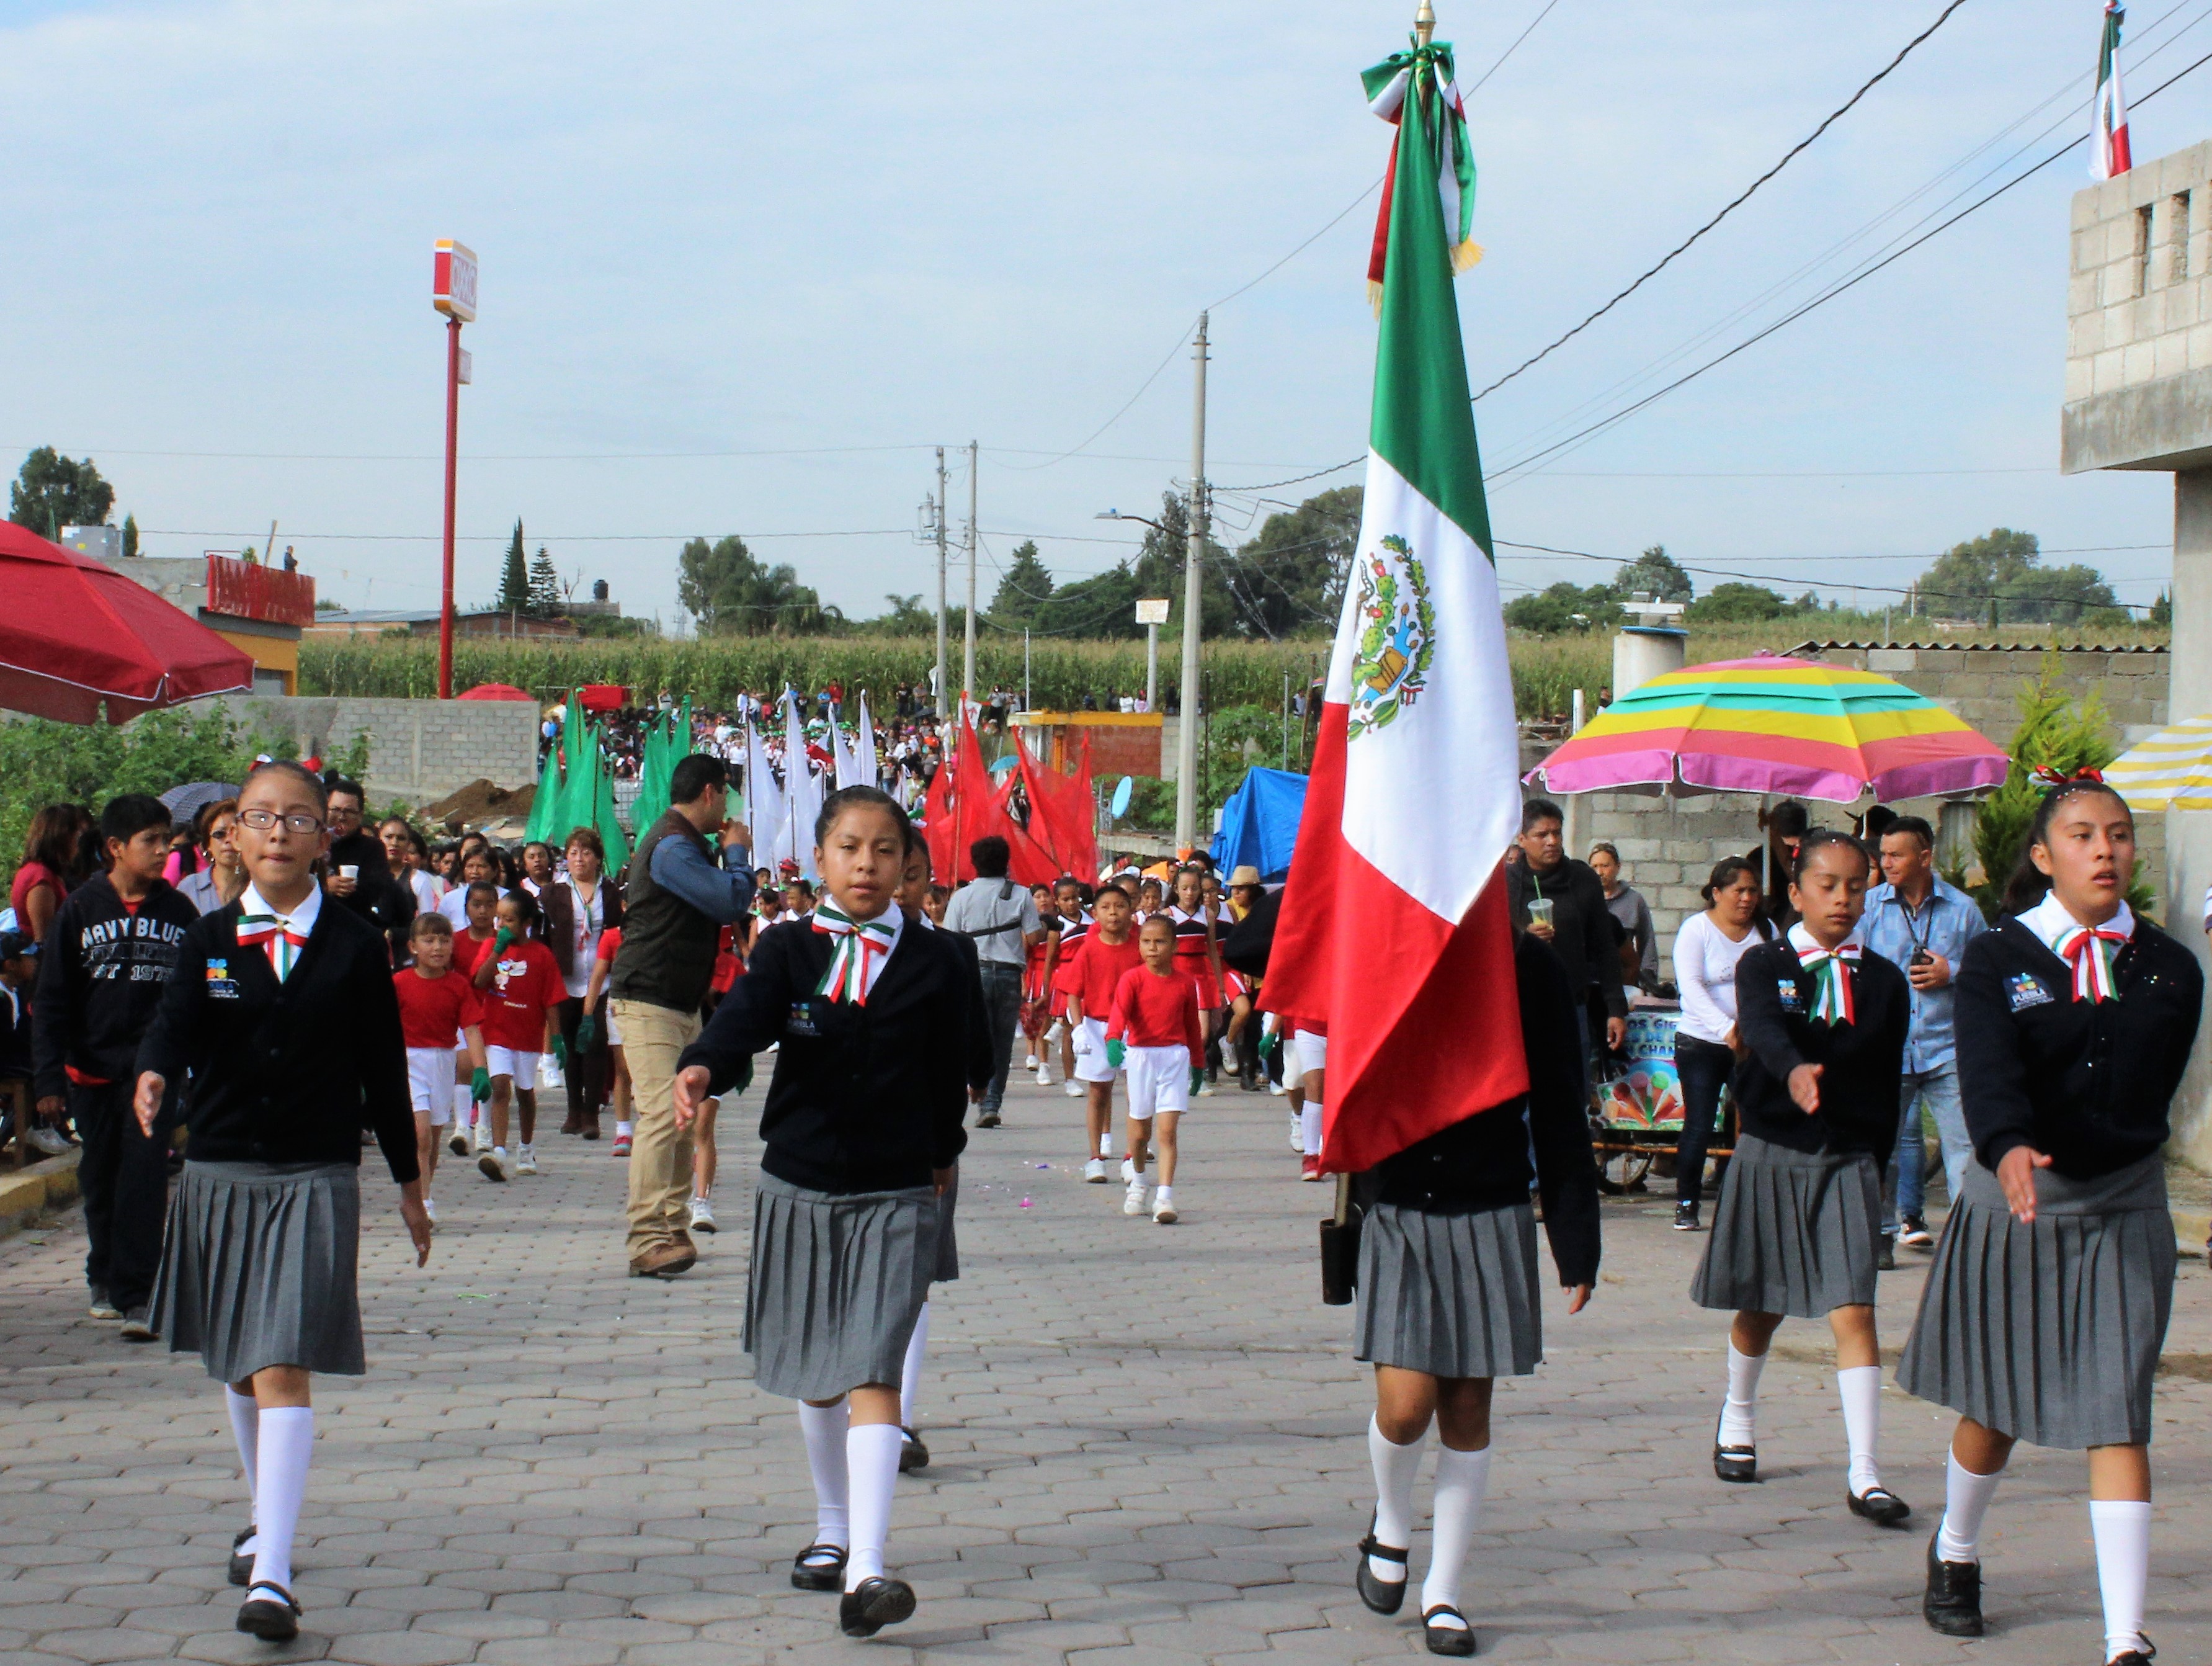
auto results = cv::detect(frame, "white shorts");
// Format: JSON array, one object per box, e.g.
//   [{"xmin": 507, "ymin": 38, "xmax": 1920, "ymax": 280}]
[
  {"xmin": 603, "ymin": 1009, "xmax": 623, "ymax": 1047},
  {"xmin": 487, "ymin": 1046, "xmax": 540, "ymax": 1087},
  {"xmin": 1073, "ymin": 1017, "xmax": 1117, "ymax": 1083},
  {"xmin": 1124, "ymin": 1044, "xmax": 1190, "ymax": 1121},
  {"xmin": 1292, "ymin": 1031, "xmax": 1329, "ymax": 1078},
  {"xmin": 407, "ymin": 1047, "xmax": 457, "ymax": 1125}
]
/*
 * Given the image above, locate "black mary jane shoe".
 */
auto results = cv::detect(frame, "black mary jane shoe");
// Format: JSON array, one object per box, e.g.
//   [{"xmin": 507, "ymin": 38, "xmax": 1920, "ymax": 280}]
[
  {"xmin": 1712, "ymin": 1418, "xmax": 1757, "ymax": 1484},
  {"xmin": 1920, "ymin": 1529, "xmax": 1984, "ymax": 1637},
  {"xmin": 1422, "ymin": 1604, "xmax": 1476, "ymax": 1657},
  {"xmin": 898, "ymin": 1425, "xmax": 930, "ymax": 1473},
  {"xmin": 838, "ymin": 1575, "xmax": 917, "ymax": 1637},
  {"xmin": 1847, "ymin": 1484, "xmax": 1911, "ymax": 1527},
  {"xmin": 1354, "ymin": 1516, "xmax": 1410, "ymax": 1616},
  {"xmin": 235, "ymin": 1580, "xmax": 301, "ymax": 1642},
  {"xmin": 226, "ymin": 1525, "xmax": 256, "ymax": 1587},
  {"xmin": 790, "ymin": 1541, "xmax": 847, "ymax": 1593},
  {"xmin": 2108, "ymin": 1642, "xmax": 2157, "ymax": 1666}
]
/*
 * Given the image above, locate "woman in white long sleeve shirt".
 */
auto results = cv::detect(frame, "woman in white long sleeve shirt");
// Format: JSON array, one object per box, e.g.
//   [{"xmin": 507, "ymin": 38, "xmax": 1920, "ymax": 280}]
[{"xmin": 1669, "ymin": 858, "xmax": 1773, "ymax": 1232}]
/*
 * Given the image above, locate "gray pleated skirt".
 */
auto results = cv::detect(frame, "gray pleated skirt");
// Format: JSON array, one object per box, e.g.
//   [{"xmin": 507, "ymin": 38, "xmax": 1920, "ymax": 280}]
[
  {"xmin": 744, "ymin": 1172, "xmax": 938, "ymax": 1401},
  {"xmin": 151, "ymin": 1160, "xmax": 365, "ymax": 1382},
  {"xmin": 931, "ymin": 1167, "xmax": 960, "ymax": 1284},
  {"xmin": 1352, "ymin": 1200, "xmax": 1543, "ymax": 1379},
  {"xmin": 1896, "ymin": 1153, "xmax": 2173, "ymax": 1449},
  {"xmin": 1690, "ymin": 1134, "xmax": 1880, "ymax": 1319}
]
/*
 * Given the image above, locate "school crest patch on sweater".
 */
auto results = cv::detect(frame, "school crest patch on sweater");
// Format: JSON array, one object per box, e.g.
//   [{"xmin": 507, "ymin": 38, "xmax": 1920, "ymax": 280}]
[{"xmin": 2007, "ymin": 972, "xmax": 2055, "ymax": 1012}]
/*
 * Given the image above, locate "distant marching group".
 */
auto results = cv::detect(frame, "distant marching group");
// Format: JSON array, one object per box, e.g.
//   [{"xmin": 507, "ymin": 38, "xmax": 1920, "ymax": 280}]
[{"xmin": 3, "ymin": 747, "xmax": 2199, "ymax": 1661}]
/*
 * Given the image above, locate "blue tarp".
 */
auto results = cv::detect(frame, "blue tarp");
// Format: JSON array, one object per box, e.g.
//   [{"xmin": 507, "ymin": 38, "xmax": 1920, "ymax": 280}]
[{"xmin": 1210, "ymin": 766, "xmax": 1307, "ymax": 882}]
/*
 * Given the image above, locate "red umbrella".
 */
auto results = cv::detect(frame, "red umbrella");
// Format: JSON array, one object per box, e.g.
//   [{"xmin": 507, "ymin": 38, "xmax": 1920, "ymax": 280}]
[
  {"xmin": 458, "ymin": 682, "xmax": 535, "ymax": 702},
  {"xmin": 0, "ymin": 522, "xmax": 256, "ymax": 724},
  {"xmin": 577, "ymin": 683, "xmax": 627, "ymax": 714}
]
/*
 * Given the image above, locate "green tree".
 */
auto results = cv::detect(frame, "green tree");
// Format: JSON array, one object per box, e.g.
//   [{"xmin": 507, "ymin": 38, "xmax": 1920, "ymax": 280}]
[
  {"xmin": 1228, "ymin": 485, "xmax": 1361, "ymax": 640},
  {"xmin": 1504, "ymin": 581, "xmax": 1621, "ymax": 635},
  {"xmin": 854, "ymin": 593, "xmax": 935, "ymax": 637},
  {"xmin": 528, "ymin": 545, "xmax": 562, "ymax": 615},
  {"xmin": 1685, "ymin": 581, "xmax": 1791, "ymax": 623},
  {"xmin": 676, "ymin": 534, "xmax": 842, "ymax": 636},
  {"xmin": 2151, "ymin": 589, "xmax": 2173, "ymax": 627},
  {"xmin": 121, "ymin": 514, "xmax": 139, "ymax": 559},
  {"xmin": 496, "ymin": 520, "xmax": 530, "ymax": 612},
  {"xmin": 1131, "ymin": 490, "xmax": 1235, "ymax": 640},
  {"xmin": 1610, "ymin": 544, "xmax": 1693, "ymax": 603},
  {"xmin": 989, "ymin": 541, "xmax": 1055, "ymax": 625},
  {"xmin": 1918, "ymin": 528, "xmax": 2121, "ymax": 624},
  {"xmin": 11, "ymin": 447, "xmax": 114, "ymax": 535}
]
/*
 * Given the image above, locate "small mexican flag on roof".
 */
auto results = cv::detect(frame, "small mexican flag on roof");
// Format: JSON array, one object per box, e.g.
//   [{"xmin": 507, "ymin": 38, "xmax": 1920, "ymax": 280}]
[{"xmin": 1264, "ymin": 6, "xmax": 1527, "ymax": 1174}]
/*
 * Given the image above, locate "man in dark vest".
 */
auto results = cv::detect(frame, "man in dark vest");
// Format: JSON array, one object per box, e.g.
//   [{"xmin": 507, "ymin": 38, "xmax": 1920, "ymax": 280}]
[{"xmin": 610, "ymin": 754, "xmax": 754, "ymax": 1278}]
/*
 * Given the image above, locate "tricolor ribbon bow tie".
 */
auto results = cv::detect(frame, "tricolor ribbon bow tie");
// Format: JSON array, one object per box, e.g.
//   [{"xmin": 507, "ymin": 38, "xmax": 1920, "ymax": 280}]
[
  {"xmin": 2054, "ymin": 924, "xmax": 2128, "ymax": 1003},
  {"xmin": 1796, "ymin": 939, "xmax": 1861, "ymax": 1026},
  {"xmin": 236, "ymin": 913, "xmax": 310, "ymax": 982},
  {"xmin": 812, "ymin": 901, "xmax": 896, "ymax": 1006}
]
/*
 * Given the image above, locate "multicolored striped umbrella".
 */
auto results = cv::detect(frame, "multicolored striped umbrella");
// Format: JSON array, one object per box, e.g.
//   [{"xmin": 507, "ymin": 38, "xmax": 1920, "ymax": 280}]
[
  {"xmin": 2104, "ymin": 712, "xmax": 2212, "ymax": 812},
  {"xmin": 1526, "ymin": 653, "xmax": 2009, "ymax": 804}
]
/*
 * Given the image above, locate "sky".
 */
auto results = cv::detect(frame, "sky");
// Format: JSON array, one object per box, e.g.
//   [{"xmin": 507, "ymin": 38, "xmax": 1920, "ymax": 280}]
[{"xmin": 4, "ymin": 0, "xmax": 2210, "ymax": 630}]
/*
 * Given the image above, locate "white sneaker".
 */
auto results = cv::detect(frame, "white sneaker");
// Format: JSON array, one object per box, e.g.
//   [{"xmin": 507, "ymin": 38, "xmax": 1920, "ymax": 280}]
[
  {"xmin": 514, "ymin": 1145, "xmax": 537, "ymax": 1176},
  {"xmin": 1268, "ymin": 1078, "xmax": 1284, "ymax": 1096},
  {"xmin": 1099, "ymin": 1132, "xmax": 1113, "ymax": 1159},
  {"xmin": 1197, "ymin": 1079, "xmax": 1215, "ymax": 1097},
  {"xmin": 26, "ymin": 1127, "xmax": 70, "ymax": 1158},
  {"xmin": 422, "ymin": 1196, "xmax": 439, "ymax": 1227},
  {"xmin": 473, "ymin": 1122, "xmax": 491, "ymax": 1155},
  {"xmin": 1035, "ymin": 1064, "xmax": 1053, "ymax": 1086},
  {"xmin": 1288, "ymin": 1114, "xmax": 1303, "ymax": 1150},
  {"xmin": 448, "ymin": 1127, "xmax": 470, "ymax": 1157},
  {"xmin": 1122, "ymin": 1176, "xmax": 1149, "ymax": 1217},
  {"xmin": 1063, "ymin": 1080, "xmax": 1083, "ymax": 1099},
  {"xmin": 1083, "ymin": 1158, "xmax": 1107, "ymax": 1184},
  {"xmin": 689, "ymin": 1195, "xmax": 717, "ymax": 1234},
  {"xmin": 478, "ymin": 1147, "xmax": 509, "ymax": 1183},
  {"xmin": 1119, "ymin": 1156, "xmax": 1136, "ymax": 1185},
  {"xmin": 1153, "ymin": 1188, "xmax": 1179, "ymax": 1225}
]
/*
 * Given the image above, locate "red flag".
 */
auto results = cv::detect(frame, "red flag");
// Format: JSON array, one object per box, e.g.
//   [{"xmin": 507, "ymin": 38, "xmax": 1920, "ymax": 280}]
[{"xmin": 1015, "ymin": 732, "xmax": 1100, "ymax": 881}]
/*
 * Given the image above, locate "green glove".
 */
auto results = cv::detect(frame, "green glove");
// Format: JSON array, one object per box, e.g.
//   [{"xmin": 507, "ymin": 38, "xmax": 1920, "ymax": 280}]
[
  {"xmin": 575, "ymin": 1015, "xmax": 598, "ymax": 1055},
  {"xmin": 1189, "ymin": 1066, "xmax": 1204, "ymax": 1096},
  {"xmin": 470, "ymin": 1067, "xmax": 491, "ymax": 1103},
  {"xmin": 1105, "ymin": 1039, "xmax": 1125, "ymax": 1070},
  {"xmin": 493, "ymin": 927, "xmax": 516, "ymax": 952},
  {"xmin": 551, "ymin": 1035, "xmax": 569, "ymax": 1068},
  {"xmin": 1259, "ymin": 1029, "xmax": 1283, "ymax": 1066}
]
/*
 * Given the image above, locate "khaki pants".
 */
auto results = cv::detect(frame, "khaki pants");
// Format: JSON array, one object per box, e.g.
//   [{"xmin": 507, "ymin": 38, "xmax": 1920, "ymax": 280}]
[{"xmin": 614, "ymin": 998, "xmax": 702, "ymax": 1263}]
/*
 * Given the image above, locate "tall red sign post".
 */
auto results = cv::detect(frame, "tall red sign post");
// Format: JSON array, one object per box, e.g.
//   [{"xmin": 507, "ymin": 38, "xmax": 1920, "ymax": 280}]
[{"xmin": 431, "ymin": 240, "xmax": 478, "ymax": 699}]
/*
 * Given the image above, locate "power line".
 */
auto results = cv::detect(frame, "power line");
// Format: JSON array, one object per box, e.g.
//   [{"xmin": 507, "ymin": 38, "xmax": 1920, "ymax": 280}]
[
  {"xmin": 1471, "ymin": 0, "xmax": 1975, "ymax": 402},
  {"xmin": 1463, "ymin": 0, "xmax": 1566, "ymax": 97}
]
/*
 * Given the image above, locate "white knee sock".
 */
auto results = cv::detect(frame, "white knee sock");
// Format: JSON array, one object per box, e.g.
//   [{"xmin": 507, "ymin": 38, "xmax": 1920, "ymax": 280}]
[
  {"xmin": 225, "ymin": 1389, "xmax": 260, "ymax": 1539},
  {"xmin": 1936, "ymin": 1450, "xmax": 2001, "ymax": 1564},
  {"xmin": 1367, "ymin": 1416, "xmax": 1425, "ymax": 1581},
  {"xmin": 1420, "ymin": 1444, "xmax": 1492, "ymax": 1624},
  {"xmin": 899, "ymin": 1303, "xmax": 930, "ymax": 1430},
  {"xmin": 796, "ymin": 1400, "xmax": 850, "ymax": 1550},
  {"xmin": 1300, "ymin": 1101, "xmax": 1324, "ymax": 1158},
  {"xmin": 2090, "ymin": 1498, "xmax": 2152, "ymax": 1660},
  {"xmin": 1719, "ymin": 1343, "xmax": 1765, "ymax": 1448},
  {"xmin": 1835, "ymin": 1365, "xmax": 1883, "ymax": 1495},
  {"xmin": 843, "ymin": 1423, "xmax": 904, "ymax": 1591},
  {"xmin": 249, "ymin": 1407, "xmax": 313, "ymax": 1595}
]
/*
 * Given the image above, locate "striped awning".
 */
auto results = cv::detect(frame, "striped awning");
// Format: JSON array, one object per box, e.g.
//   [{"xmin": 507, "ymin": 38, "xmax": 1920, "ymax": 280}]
[{"xmin": 2105, "ymin": 712, "xmax": 2212, "ymax": 813}]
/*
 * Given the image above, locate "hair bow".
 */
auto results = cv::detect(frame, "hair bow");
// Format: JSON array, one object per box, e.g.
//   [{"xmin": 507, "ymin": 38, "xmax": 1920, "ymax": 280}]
[{"xmin": 2031, "ymin": 765, "xmax": 2105, "ymax": 786}]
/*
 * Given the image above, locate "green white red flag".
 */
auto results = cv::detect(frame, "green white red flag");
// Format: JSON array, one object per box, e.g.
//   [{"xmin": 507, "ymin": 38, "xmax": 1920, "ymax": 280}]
[
  {"xmin": 2094, "ymin": 1, "xmax": 2131, "ymax": 180},
  {"xmin": 1262, "ymin": 35, "xmax": 1528, "ymax": 1173}
]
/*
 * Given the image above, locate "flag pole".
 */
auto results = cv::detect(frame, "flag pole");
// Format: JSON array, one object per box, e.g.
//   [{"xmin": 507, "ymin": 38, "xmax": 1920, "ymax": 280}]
[{"xmin": 1414, "ymin": 0, "xmax": 1434, "ymax": 46}]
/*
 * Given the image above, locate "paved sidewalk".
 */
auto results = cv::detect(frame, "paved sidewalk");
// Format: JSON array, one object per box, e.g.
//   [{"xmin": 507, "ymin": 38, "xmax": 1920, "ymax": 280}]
[{"xmin": 0, "ymin": 1075, "xmax": 2204, "ymax": 1664}]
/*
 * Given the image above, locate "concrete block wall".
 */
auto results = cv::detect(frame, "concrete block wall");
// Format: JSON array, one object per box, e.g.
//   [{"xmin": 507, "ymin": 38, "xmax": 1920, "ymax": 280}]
[
  {"xmin": 2066, "ymin": 140, "xmax": 2212, "ymax": 405},
  {"xmin": 203, "ymin": 695, "xmax": 540, "ymax": 807},
  {"xmin": 1536, "ymin": 642, "xmax": 2171, "ymax": 981}
]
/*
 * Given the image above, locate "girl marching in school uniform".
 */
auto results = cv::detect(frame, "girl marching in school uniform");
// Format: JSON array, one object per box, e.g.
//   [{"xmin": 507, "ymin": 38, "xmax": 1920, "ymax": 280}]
[
  {"xmin": 672, "ymin": 786, "xmax": 970, "ymax": 1638},
  {"xmin": 1105, "ymin": 912, "xmax": 1205, "ymax": 1224},
  {"xmin": 134, "ymin": 761, "xmax": 432, "ymax": 1643},
  {"xmin": 1689, "ymin": 830, "xmax": 1912, "ymax": 1524},
  {"xmin": 1166, "ymin": 867, "xmax": 1225, "ymax": 1093},
  {"xmin": 1061, "ymin": 883, "xmax": 1143, "ymax": 1183},
  {"xmin": 1352, "ymin": 922, "xmax": 1600, "ymax": 1657},
  {"xmin": 392, "ymin": 911, "xmax": 490, "ymax": 1227},
  {"xmin": 1048, "ymin": 876, "xmax": 1094, "ymax": 1098},
  {"xmin": 1020, "ymin": 883, "xmax": 1058, "ymax": 1085},
  {"xmin": 1898, "ymin": 775, "xmax": 2200, "ymax": 1664}
]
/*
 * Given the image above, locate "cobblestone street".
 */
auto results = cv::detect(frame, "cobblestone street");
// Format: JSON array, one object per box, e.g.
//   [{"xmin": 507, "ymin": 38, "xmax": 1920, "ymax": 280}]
[{"xmin": 0, "ymin": 1075, "xmax": 2205, "ymax": 1664}]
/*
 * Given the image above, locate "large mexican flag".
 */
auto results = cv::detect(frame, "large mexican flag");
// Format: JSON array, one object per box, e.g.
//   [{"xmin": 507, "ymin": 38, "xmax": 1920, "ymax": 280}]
[{"xmin": 1262, "ymin": 38, "xmax": 1528, "ymax": 1173}]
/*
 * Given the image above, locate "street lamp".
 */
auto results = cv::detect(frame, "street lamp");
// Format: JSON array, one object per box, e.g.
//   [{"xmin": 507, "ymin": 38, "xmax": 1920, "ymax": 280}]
[
  {"xmin": 432, "ymin": 240, "xmax": 478, "ymax": 701},
  {"xmin": 1097, "ymin": 511, "xmax": 1175, "ymax": 714}
]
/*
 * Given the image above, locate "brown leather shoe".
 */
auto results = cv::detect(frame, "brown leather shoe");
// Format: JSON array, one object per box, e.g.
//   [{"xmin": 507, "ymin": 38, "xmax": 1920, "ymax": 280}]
[
  {"xmin": 559, "ymin": 1113, "xmax": 584, "ymax": 1136},
  {"xmin": 580, "ymin": 1111, "xmax": 601, "ymax": 1141},
  {"xmin": 629, "ymin": 1241, "xmax": 698, "ymax": 1279}
]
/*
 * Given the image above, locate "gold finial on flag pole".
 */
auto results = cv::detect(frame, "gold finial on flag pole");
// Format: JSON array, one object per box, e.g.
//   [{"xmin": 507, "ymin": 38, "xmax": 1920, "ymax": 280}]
[{"xmin": 1414, "ymin": 0, "xmax": 1435, "ymax": 47}]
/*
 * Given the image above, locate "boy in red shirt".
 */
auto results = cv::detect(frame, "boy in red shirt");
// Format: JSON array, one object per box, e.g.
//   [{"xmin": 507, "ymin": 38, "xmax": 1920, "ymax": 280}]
[
  {"xmin": 1061, "ymin": 884, "xmax": 1142, "ymax": 1185},
  {"xmin": 393, "ymin": 913, "xmax": 489, "ymax": 1226},
  {"xmin": 470, "ymin": 889, "xmax": 564, "ymax": 1182},
  {"xmin": 582, "ymin": 926, "xmax": 634, "ymax": 1157},
  {"xmin": 1106, "ymin": 913, "xmax": 1204, "ymax": 1225}
]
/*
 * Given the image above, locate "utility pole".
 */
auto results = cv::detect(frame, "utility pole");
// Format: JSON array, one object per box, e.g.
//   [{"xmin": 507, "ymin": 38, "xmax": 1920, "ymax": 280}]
[
  {"xmin": 1174, "ymin": 313, "xmax": 1209, "ymax": 853},
  {"xmin": 934, "ymin": 447, "xmax": 949, "ymax": 717},
  {"xmin": 964, "ymin": 439, "xmax": 979, "ymax": 709}
]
